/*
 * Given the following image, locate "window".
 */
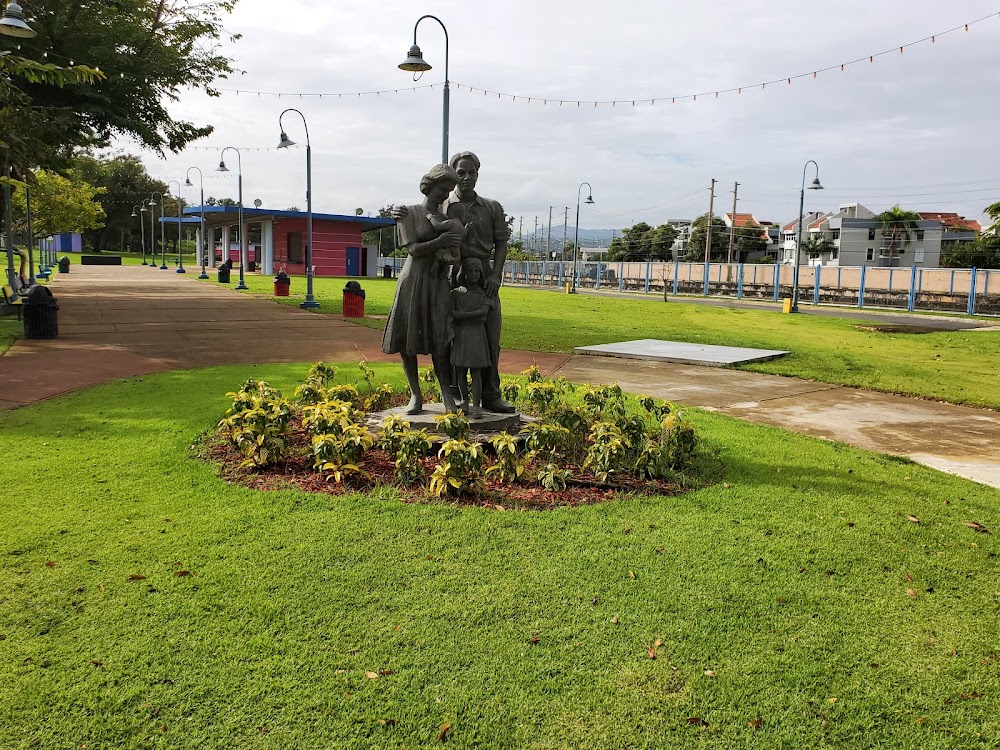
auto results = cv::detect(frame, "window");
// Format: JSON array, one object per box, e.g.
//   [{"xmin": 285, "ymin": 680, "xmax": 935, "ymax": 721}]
[
  {"xmin": 830, "ymin": 249, "xmax": 839, "ymax": 260},
  {"xmin": 868, "ymin": 228, "xmax": 876, "ymax": 241},
  {"xmin": 831, "ymin": 229, "xmax": 840, "ymax": 240},
  {"xmin": 915, "ymin": 230, "xmax": 925, "ymax": 241},
  {"xmin": 866, "ymin": 248, "xmax": 875, "ymax": 261},
  {"xmin": 287, "ymin": 232, "xmax": 303, "ymax": 263},
  {"xmin": 914, "ymin": 249, "xmax": 925, "ymax": 262}
]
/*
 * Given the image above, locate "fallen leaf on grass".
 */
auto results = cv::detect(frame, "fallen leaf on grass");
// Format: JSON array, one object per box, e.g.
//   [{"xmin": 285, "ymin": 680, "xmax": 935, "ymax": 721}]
[
  {"xmin": 703, "ymin": 670, "xmax": 715, "ymax": 677},
  {"xmin": 173, "ymin": 570, "xmax": 192, "ymax": 577},
  {"xmin": 686, "ymin": 717, "xmax": 708, "ymax": 726},
  {"xmin": 628, "ymin": 570, "xmax": 636, "ymax": 579},
  {"xmin": 365, "ymin": 671, "xmax": 379, "ymax": 680},
  {"xmin": 45, "ymin": 561, "xmax": 57, "ymax": 568},
  {"xmin": 438, "ymin": 723, "xmax": 451, "ymax": 741},
  {"xmin": 903, "ymin": 572, "xmax": 913, "ymax": 582},
  {"xmin": 528, "ymin": 636, "xmax": 540, "ymax": 645},
  {"xmin": 127, "ymin": 574, "xmax": 146, "ymax": 581},
  {"xmin": 654, "ymin": 639, "xmax": 663, "ymax": 648},
  {"xmin": 647, "ymin": 645, "xmax": 656, "ymax": 660},
  {"xmin": 379, "ymin": 718, "xmax": 397, "ymax": 727},
  {"xmin": 494, "ymin": 504, "xmax": 506, "ymax": 512},
  {"xmin": 90, "ymin": 660, "xmax": 103, "ymax": 667},
  {"xmin": 748, "ymin": 717, "xmax": 762, "ymax": 729},
  {"xmin": 907, "ymin": 515, "xmax": 920, "ymax": 524},
  {"xmin": 87, "ymin": 559, "xmax": 99, "ymax": 565},
  {"xmin": 907, "ymin": 588, "xmax": 918, "ymax": 600},
  {"xmin": 827, "ymin": 697, "xmax": 838, "ymax": 704},
  {"xmin": 610, "ymin": 615, "xmax": 619, "ymax": 625},
  {"xmin": 915, "ymin": 717, "xmax": 927, "ymax": 726},
  {"xmin": 257, "ymin": 725, "xmax": 269, "ymax": 734},
  {"xmin": 963, "ymin": 521, "xmax": 990, "ymax": 534},
  {"xmin": 379, "ymin": 670, "xmax": 394, "ymax": 676}
]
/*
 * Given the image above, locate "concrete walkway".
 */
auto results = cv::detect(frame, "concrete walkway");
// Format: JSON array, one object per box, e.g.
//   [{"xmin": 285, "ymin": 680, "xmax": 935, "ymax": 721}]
[{"xmin": 3, "ymin": 265, "xmax": 999, "ymax": 490}]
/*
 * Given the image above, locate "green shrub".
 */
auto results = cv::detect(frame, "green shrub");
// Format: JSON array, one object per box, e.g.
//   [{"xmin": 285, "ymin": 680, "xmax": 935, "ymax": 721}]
[
  {"xmin": 364, "ymin": 383, "xmax": 394, "ymax": 412},
  {"xmin": 394, "ymin": 427, "xmax": 434, "ymax": 485},
  {"xmin": 537, "ymin": 462, "xmax": 571, "ymax": 491},
  {"xmin": 218, "ymin": 380, "xmax": 294, "ymax": 469},
  {"xmin": 377, "ymin": 415, "xmax": 411, "ymax": 453},
  {"xmin": 301, "ymin": 399, "xmax": 364, "ymax": 436},
  {"xmin": 583, "ymin": 421, "xmax": 631, "ymax": 483},
  {"xmin": 500, "ymin": 378, "xmax": 521, "ymax": 406},
  {"xmin": 487, "ymin": 432, "xmax": 529, "ymax": 483},
  {"xmin": 520, "ymin": 364, "xmax": 543, "ymax": 383},
  {"xmin": 520, "ymin": 421, "xmax": 571, "ymax": 460},
  {"xmin": 311, "ymin": 423, "xmax": 374, "ymax": 483},
  {"xmin": 429, "ymin": 439, "xmax": 486, "ymax": 497},
  {"xmin": 434, "ymin": 411, "xmax": 470, "ymax": 440}
]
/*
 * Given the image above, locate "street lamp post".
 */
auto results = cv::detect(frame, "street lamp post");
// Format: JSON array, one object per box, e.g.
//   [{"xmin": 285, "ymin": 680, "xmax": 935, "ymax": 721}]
[
  {"xmin": 185, "ymin": 167, "xmax": 208, "ymax": 279},
  {"xmin": 149, "ymin": 193, "xmax": 166, "ymax": 269},
  {"xmin": 398, "ymin": 14, "xmax": 449, "ymax": 164},
  {"xmin": 278, "ymin": 109, "xmax": 318, "ymax": 309},
  {"xmin": 791, "ymin": 160, "xmax": 824, "ymax": 312},
  {"xmin": 217, "ymin": 147, "xmax": 247, "ymax": 290},
  {"xmin": 571, "ymin": 182, "xmax": 594, "ymax": 294},
  {"xmin": 131, "ymin": 204, "xmax": 146, "ymax": 266},
  {"xmin": 168, "ymin": 180, "xmax": 185, "ymax": 273},
  {"xmin": 147, "ymin": 193, "xmax": 161, "ymax": 269}
]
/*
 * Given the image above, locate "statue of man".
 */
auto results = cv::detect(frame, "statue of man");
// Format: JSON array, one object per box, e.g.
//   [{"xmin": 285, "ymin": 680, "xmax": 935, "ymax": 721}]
[{"xmin": 443, "ymin": 151, "xmax": 514, "ymax": 413}]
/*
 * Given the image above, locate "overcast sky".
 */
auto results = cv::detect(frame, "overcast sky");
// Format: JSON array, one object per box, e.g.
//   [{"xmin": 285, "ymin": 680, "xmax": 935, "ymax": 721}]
[{"xmin": 116, "ymin": 0, "xmax": 1000, "ymax": 234}]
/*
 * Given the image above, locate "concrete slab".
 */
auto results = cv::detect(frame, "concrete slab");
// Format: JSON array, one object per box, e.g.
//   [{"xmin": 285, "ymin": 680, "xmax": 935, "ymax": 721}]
[{"xmin": 574, "ymin": 338, "xmax": 789, "ymax": 366}]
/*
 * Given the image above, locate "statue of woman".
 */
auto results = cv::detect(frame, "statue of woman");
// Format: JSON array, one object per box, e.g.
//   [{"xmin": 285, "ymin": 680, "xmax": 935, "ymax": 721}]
[{"xmin": 382, "ymin": 164, "xmax": 465, "ymax": 414}]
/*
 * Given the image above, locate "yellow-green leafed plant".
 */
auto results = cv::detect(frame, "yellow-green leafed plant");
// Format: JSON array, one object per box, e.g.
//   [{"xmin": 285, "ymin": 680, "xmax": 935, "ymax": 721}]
[
  {"xmin": 311, "ymin": 424, "xmax": 373, "ymax": 483},
  {"xmin": 500, "ymin": 378, "xmax": 520, "ymax": 406},
  {"xmin": 364, "ymin": 383, "xmax": 394, "ymax": 412},
  {"xmin": 218, "ymin": 380, "xmax": 294, "ymax": 469},
  {"xmin": 583, "ymin": 421, "xmax": 631, "ymax": 483},
  {"xmin": 301, "ymin": 399, "xmax": 363, "ymax": 436},
  {"xmin": 393, "ymin": 427, "xmax": 434, "ymax": 485},
  {"xmin": 487, "ymin": 432, "xmax": 529, "ymax": 483},
  {"xmin": 434, "ymin": 411, "xmax": 470, "ymax": 440},
  {"xmin": 429, "ymin": 439, "xmax": 486, "ymax": 497}
]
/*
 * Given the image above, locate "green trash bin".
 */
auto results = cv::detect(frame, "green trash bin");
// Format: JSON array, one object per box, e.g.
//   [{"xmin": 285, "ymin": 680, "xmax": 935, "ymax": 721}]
[{"xmin": 57, "ymin": 256, "xmax": 71, "ymax": 273}]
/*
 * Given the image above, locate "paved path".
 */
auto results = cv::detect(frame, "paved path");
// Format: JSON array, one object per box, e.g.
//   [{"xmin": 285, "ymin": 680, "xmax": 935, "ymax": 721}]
[{"xmin": 3, "ymin": 265, "xmax": 999, "ymax": 490}]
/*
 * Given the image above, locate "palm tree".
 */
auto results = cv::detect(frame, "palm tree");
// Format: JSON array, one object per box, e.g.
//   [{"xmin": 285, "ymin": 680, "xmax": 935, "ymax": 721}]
[
  {"xmin": 876, "ymin": 205, "xmax": 920, "ymax": 266},
  {"xmin": 800, "ymin": 233, "xmax": 836, "ymax": 263}
]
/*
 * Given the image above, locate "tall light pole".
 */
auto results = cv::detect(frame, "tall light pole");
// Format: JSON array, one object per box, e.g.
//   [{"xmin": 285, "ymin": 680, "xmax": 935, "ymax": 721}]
[
  {"xmin": 571, "ymin": 182, "xmax": 594, "ymax": 294},
  {"xmin": 185, "ymin": 167, "xmax": 208, "ymax": 280},
  {"xmin": 217, "ymin": 147, "xmax": 247, "ymax": 290},
  {"xmin": 791, "ymin": 160, "xmax": 824, "ymax": 312},
  {"xmin": 1, "ymin": 4, "xmax": 34, "ymax": 298},
  {"xmin": 168, "ymin": 179, "xmax": 185, "ymax": 273},
  {"xmin": 398, "ymin": 14, "xmax": 449, "ymax": 164},
  {"xmin": 149, "ymin": 192, "xmax": 166, "ymax": 269},
  {"xmin": 147, "ymin": 193, "xmax": 160, "ymax": 269},
  {"xmin": 278, "ymin": 109, "xmax": 318, "ymax": 309},
  {"xmin": 131, "ymin": 204, "xmax": 146, "ymax": 266}
]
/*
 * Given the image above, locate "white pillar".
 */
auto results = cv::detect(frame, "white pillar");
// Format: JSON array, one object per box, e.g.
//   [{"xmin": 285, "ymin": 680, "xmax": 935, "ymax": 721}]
[
  {"xmin": 195, "ymin": 228, "xmax": 203, "ymax": 267},
  {"xmin": 241, "ymin": 219, "xmax": 248, "ymax": 271},
  {"xmin": 221, "ymin": 225, "xmax": 231, "ymax": 265},
  {"xmin": 261, "ymin": 219, "xmax": 274, "ymax": 274}
]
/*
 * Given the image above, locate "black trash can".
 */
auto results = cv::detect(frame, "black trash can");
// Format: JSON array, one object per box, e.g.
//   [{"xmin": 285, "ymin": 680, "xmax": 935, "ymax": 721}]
[
  {"xmin": 23, "ymin": 285, "xmax": 59, "ymax": 339},
  {"xmin": 57, "ymin": 256, "xmax": 71, "ymax": 274},
  {"xmin": 382, "ymin": 264, "xmax": 393, "ymax": 279},
  {"xmin": 217, "ymin": 265, "xmax": 231, "ymax": 283}
]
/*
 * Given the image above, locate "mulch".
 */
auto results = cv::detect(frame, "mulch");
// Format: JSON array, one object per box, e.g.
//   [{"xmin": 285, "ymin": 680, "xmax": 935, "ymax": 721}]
[{"xmin": 198, "ymin": 422, "xmax": 686, "ymax": 511}]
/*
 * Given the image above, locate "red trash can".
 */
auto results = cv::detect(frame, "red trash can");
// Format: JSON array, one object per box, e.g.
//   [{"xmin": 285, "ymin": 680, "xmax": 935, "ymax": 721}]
[
  {"xmin": 273, "ymin": 271, "xmax": 290, "ymax": 297},
  {"xmin": 342, "ymin": 281, "xmax": 365, "ymax": 318}
]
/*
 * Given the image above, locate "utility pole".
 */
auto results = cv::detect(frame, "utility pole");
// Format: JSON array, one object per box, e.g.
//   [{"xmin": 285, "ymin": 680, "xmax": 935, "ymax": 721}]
[
  {"xmin": 705, "ymin": 178, "xmax": 716, "ymax": 264},
  {"xmin": 727, "ymin": 181, "xmax": 740, "ymax": 263},
  {"xmin": 562, "ymin": 207, "xmax": 569, "ymax": 261},
  {"xmin": 518, "ymin": 216, "xmax": 523, "ymax": 248},
  {"xmin": 533, "ymin": 216, "xmax": 539, "ymax": 257},
  {"xmin": 546, "ymin": 206, "xmax": 553, "ymax": 260}
]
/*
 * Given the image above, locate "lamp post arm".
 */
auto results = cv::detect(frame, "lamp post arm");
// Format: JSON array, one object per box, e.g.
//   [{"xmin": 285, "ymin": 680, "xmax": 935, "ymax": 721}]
[{"xmin": 413, "ymin": 15, "xmax": 449, "ymax": 163}]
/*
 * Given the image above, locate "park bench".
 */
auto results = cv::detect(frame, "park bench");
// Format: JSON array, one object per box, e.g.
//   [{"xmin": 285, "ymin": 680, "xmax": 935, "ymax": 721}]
[{"xmin": 2, "ymin": 284, "xmax": 25, "ymax": 319}]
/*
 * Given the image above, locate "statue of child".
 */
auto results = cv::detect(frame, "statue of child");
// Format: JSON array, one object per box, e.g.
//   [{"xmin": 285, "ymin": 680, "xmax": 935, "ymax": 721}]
[{"xmin": 448, "ymin": 257, "xmax": 493, "ymax": 417}]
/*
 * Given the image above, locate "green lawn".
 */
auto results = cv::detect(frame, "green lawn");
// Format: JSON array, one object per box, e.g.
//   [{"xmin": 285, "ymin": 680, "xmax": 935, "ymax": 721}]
[
  {"xmin": 1, "ymin": 363, "xmax": 997, "ymax": 749},
  {"xmin": 0, "ymin": 317, "xmax": 20, "ymax": 355},
  {"xmin": 201, "ymin": 274, "xmax": 1000, "ymax": 410}
]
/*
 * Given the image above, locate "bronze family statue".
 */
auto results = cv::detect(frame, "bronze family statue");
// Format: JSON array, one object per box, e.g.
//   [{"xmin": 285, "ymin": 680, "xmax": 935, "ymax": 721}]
[{"xmin": 382, "ymin": 151, "xmax": 514, "ymax": 417}]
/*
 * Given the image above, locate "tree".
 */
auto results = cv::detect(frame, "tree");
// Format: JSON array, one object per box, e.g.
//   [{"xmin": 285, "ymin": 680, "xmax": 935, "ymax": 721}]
[
  {"xmin": 731, "ymin": 221, "xmax": 769, "ymax": 261},
  {"xmin": 4, "ymin": 0, "xmax": 240, "ymax": 172},
  {"xmin": 799, "ymin": 233, "xmax": 836, "ymax": 260},
  {"xmin": 9, "ymin": 169, "xmax": 106, "ymax": 240},
  {"xmin": 71, "ymin": 153, "xmax": 168, "ymax": 252},
  {"xmin": 685, "ymin": 213, "xmax": 730, "ymax": 262},
  {"xmin": 876, "ymin": 205, "xmax": 920, "ymax": 264},
  {"xmin": 607, "ymin": 222, "xmax": 651, "ymax": 261},
  {"xmin": 941, "ymin": 237, "xmax": 1000, "ymax": 269},
  {"xmin": 204, "ymin": 196, "xmax": 237, "ymax": 207},
  {"xmin": 361, "ymin": 205, "xmax": 396, "ymax": 257}
]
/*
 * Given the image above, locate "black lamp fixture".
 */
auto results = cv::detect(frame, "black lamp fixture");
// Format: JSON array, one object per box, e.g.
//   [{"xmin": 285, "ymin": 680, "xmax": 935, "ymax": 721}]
[{"xmin": 0, "ymin": 2, "xmax": 36, "ymax": 38}]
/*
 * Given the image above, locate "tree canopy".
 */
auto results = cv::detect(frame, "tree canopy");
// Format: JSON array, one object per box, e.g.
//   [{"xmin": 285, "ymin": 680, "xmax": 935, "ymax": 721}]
[
  {"xmin": 607, "ymin": 222, "xmax": 678, "ymax": 261},
  {"xmin": 2, "ymin": 0, "xmax": 240, "ymax": 172},
  {"xmin": 876, "ymin": 205, "xmax": 921, "ymax": 262},
  {"xmin": 8, "ymin": 169, "xmax": 106, "ymax": 240},
  {"xmin": 685, "ymin": 213, "xmax": 730, "ymax": 262}
]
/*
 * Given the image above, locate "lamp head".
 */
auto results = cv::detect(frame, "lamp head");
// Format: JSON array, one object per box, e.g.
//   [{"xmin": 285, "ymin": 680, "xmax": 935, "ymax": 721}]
[
  {"xmin": 277, "ymin": 131, "xmax": 295, "ymax": 149},
  {"xmin": 131, "ymin": 209, "xmax": 138, "ymax": 218},
  {"xmin": 0, "ymin": 2, "xmax": 36, "ymax": 38},
  {"xmin": 809, "ymin": 177, "xmax": 823, "ymax": 190},
  {"xmin": 216, "ymin": 159, "xmax": 229, "ymax": 172},
  {"xmin": 184, "ymin": 177, "xmax": 193, "ymax": 187},
  {"xmin": 585, "ymin": 195, "xmax": 594, "ymax": 205},
  {"xmin": 148, "ymin": 198, "xmax": 157, "ymax": 207},
  {"xmin": 140, "ymin": 205, "xmax": 148, "ymax": 213},
  {"xmin": 398, "ymin": 44, "xmax": 431, "ymax": 72}
]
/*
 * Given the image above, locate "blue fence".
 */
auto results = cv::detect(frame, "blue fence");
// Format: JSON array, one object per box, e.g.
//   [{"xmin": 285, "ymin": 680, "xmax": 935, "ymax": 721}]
[{"xmin": 502, "ymin": 260, "xmax": 1000, "ymax": 316}]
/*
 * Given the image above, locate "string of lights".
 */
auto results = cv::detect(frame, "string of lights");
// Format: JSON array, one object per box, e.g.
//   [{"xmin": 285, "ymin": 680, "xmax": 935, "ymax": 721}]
[{"xmin": 205, "ymin": 11, "xmax": 995, "ymax": 105}]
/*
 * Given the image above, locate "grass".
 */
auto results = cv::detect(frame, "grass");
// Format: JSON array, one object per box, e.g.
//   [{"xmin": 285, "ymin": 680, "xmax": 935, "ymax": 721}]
[
  {"xmin": 53, "ymin": 250, "xmax": 198, "ymax": 268},
  {"xmin": 0, "ymin": 317, "xmax": 20, "ymax": 355},
  {"xmin": 197, "ymin": 273, "xmax": 1000, "ymax": 410},
  {"xmin": 1, "ymin": 362, "xmax": 998, "ymax": 749}
]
